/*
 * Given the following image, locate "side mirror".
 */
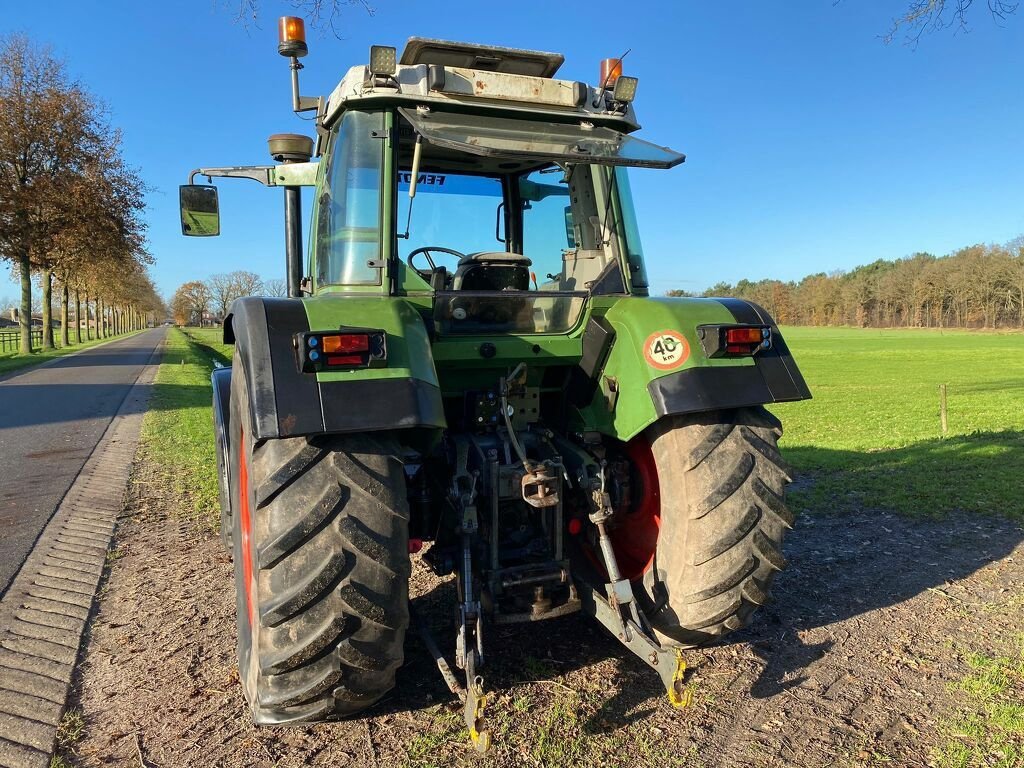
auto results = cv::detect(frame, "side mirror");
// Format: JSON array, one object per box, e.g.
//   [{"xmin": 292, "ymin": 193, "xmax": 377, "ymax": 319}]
[{"xmin": 179, "ymin": 184, "xmax": 220, "ymax": 237}]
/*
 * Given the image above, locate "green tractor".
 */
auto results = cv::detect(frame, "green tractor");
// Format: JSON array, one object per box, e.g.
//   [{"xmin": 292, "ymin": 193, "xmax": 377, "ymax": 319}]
[{"xmin": 181, "ymin": 20, "xmax": 809, "ymax": 751}]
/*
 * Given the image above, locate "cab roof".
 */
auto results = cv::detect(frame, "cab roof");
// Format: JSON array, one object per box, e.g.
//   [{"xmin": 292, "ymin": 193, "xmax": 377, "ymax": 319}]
[{"xmin": 400, "ymin": 38, "xmax": 564, "ymax": 78}]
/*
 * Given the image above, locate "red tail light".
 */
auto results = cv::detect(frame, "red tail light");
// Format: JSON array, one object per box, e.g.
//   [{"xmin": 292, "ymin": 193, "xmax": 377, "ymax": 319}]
[
  {"xmin": 322, "ymin": 334, "xmax": 370, "ymax": 354},
  {"xmin": 295, "ymin": 329, "xmax": 387, "ymax": 372},
  {"xmin": 725, "ymin": 327, "xmax": 765, "ymax": 345},
  {"xmin": 697, "ymin": 324, "xmax": 772, "ymax": 358}
]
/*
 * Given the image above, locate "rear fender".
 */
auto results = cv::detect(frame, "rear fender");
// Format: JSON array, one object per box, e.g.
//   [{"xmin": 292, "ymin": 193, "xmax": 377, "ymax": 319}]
[
  {"xmin": 223, "ymin": 296, "xmax": 446, "ymax": 440},
  {"xmin": 574, "ymin": 297, "xmax": 810, "ymax": 441}
]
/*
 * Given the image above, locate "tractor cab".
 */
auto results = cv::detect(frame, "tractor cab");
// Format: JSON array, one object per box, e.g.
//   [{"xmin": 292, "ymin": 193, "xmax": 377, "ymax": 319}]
[{"xmin": 310, "ymin": 38, "xmax": 684, "ymax": 336}]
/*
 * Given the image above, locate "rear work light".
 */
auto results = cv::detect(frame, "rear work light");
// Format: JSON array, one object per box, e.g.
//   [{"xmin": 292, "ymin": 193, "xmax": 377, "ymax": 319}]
[
  {"xmin": 294, "ymin": 329, "xmax": 387, "ymax": 372},
  {"xmin": 697, "ymin": 324, "xmax": 772, "ymax": 358}
]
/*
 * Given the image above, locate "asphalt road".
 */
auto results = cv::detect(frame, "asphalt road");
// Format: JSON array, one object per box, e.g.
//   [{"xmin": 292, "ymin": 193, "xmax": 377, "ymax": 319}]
[{"xmin": 0, "ymin": 328, "xmax": 165, "ymax": 596}]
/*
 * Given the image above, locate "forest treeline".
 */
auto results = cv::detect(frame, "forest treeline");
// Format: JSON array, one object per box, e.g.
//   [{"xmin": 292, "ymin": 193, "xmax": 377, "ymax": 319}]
[{"xmin": 669, "ymin": 239, "xmax": 1024, "ymax": 328}]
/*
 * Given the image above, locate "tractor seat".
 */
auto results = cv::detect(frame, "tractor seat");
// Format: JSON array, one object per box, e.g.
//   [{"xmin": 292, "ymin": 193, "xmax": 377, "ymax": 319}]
[{"xmin": 453, "ymin": 251, "xmax": 532, "ymax": 291}]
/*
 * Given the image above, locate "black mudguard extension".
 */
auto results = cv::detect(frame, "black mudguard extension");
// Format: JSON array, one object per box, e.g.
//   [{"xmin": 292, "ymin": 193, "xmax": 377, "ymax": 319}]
[
  {"xmin": 211, "ymin": 366, "xmax": 232, "ymax": 449},
  {"xmin": 222, "ymin": 297, "xmax": 446, "ymax": 440},
  {"xmin": 646, "ymin": 298, "xmax": 811, "ymax": 418}
]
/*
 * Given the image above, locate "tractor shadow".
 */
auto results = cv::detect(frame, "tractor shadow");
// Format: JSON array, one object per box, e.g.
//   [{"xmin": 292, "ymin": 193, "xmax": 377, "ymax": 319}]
[{"xmin": 379, "ymin": 433, "xmax": 1024, "ymax": 731}]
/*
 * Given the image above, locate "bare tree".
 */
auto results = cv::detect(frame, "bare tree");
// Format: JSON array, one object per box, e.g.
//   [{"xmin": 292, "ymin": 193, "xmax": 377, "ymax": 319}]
[
  {"xmin": 232, "ymin": 270, "xmax": 263, "ymax": 300},
  {"xmin": 881, "ymin": 1, "xmax": 1019, "ymax": 44},
  {"xmin": 235, "ymin": 0, "xmax": 374, "ymax": 35},
  {"xmin": 207, "ymin": 273, "xmax": 237, "ymax": 319},
  {"xmin": 208, "ymin": 270, "xmax": 263, "ymax": 318},
  {"xmin": 263, "ymin": 277, "xmax": 287, "ymax": 297}
]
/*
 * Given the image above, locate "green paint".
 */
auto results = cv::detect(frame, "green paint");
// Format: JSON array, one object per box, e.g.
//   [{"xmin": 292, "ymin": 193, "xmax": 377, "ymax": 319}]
[
  {"xmin": 301, "ymin": 296, "xmax": 439, "ymax": 386},
  {"xmin": 575, "ymin": 297, "xmax": 753, "ymax": 440},
  {"xmin": 291, "ymin": 106, "xmax": 803, "ymax": 438}
]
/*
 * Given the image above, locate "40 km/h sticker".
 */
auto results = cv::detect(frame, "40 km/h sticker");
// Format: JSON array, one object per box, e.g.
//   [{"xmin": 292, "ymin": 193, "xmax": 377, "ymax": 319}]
[{"xmin": 644, "ymin": 330, "xmax": 690, "ymax": 370}]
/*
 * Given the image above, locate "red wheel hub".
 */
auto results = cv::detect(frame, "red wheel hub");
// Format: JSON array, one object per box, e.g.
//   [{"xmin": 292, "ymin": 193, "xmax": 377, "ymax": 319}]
[{"xmin": 608, "ymin": 436, "xmax": 661, "ymax": 581}]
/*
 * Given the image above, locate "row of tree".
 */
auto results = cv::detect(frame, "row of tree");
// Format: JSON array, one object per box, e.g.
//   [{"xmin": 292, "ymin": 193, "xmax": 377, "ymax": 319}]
[
  {"xmin": 0, "ymin": 35, "xmax": 163, "ymax": 355},
  {"xmin": 169, "ymin": 272, "xmax": 286, "ymax": 326},
  {"xmin": 670, "ymin": 239, "xmax": 1024, "ymax": 329}
]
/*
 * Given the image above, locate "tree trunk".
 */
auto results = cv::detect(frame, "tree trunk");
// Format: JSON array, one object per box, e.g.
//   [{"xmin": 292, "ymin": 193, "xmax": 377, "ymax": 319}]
[
  {"xmin": 97, "ymin": 297, "xmax": 104, "ymax": 339},
  {"xmin": 74, "ymin": 289, "xmax": 82, "ymax": 345},
  {"xmin": 60, "ymin": 282, "xmax": 70, "ymax": 347},
  {"xmin": 18, "ymin": 247, "xmax": 33, "ymax": 355},
  {"xmin": 41, "ymin": 268, "xmax": 54, "ymax": 350}
]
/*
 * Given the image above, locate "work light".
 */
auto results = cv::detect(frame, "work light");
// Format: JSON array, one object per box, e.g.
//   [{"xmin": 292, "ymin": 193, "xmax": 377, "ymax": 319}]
[
  {"xmin": 369, "ymin": 45, "xmax": 397, "ymax": 76},
  {"xmin": 612, "ymin": 76, "xmax": 638, "ymax": 103}
]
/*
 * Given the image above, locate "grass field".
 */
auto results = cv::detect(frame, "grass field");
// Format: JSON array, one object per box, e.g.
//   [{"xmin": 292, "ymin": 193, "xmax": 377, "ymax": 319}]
[
  {"xmin": 139, "ymin": 327, "xmax": 230, "ymax": 528},
  {"xmin": 147, "ymin": 325, "xmax": 1024, "ymax": 528},
  {"xmin": 0, "ymin": 330, "xmax": 144, "ymax": 376},
  {"xmin": 772, "ymin": 326, "xmax": 1024, "ymax": 520}
]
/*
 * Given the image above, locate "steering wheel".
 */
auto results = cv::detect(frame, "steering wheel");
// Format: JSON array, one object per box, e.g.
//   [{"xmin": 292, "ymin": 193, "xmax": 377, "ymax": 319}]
[{"xmin": 406, "ymin": 246, "xmax": 466, "ymax": 279}]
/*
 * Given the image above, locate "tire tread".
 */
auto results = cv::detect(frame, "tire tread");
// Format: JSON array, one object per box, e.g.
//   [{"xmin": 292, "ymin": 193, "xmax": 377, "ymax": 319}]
[{"xmin": 645, "ymin": 406, "xmax": 793, "ymax": 647}]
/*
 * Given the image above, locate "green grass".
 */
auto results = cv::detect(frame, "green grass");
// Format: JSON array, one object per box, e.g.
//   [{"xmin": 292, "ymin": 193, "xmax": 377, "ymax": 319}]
[
  {"xmin": 140, "ymin": 327, "xmax": 231, "ymax": 528},
  {"xmin": 932, "ymin": 641, "xmax": 1024, "ymax": 767},
  {"xmin": 771, "ymin": 327, "xmax": 1024, "ymax": 519},
  {"xmin": 0, "ymin": 330, "xmax": 144, "ymax": 376},
  {"xmin": 141, "ymin": 325, "xmax": 1024, "ymax": 527}
]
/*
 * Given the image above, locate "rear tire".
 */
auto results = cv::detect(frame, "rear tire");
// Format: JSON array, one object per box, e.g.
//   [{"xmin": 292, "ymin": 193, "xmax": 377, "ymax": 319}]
[
  {"xmin": 639, "ymin": 406, "xmax": 793, "ymax": 647},
  {"xmin": 229, "ymin": 360, "xmax": 411, "ymax": 724}
]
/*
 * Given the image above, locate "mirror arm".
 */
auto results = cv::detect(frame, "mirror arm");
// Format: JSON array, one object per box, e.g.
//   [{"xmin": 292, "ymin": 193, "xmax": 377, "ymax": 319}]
[{"xmin": 188, "ymin": 166, "xmax": 277, "ymax": 186}]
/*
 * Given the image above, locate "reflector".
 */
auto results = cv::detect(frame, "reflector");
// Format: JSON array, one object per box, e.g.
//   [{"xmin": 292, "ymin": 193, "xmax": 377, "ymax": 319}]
[{"xmin": 326, "ymin": 354, "xmax": 363, "ymax": 366}]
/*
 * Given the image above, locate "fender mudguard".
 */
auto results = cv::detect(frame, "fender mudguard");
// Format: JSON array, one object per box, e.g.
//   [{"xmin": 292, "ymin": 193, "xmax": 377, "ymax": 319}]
[
  {"xmin": 574, "ymin": 297, "xmax": 811, "ymax": 441},
  {"xmin": 223, "ymin": 297, "xmax": 446, "ymax": 440},
  {"xmin": 211, "ymin": 365, "xmax": 232, "ymax": 515}
]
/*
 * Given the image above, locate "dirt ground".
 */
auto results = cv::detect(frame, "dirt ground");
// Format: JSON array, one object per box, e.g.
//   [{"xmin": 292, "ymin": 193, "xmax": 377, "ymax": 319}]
[{"xmin": 59, "ymin": 462, "xmax": 1024, "ymax": 768}]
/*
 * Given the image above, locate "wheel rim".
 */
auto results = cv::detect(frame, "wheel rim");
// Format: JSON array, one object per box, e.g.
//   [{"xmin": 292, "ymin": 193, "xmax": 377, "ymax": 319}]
[
  {"xmin": 609, "ymin": 436, "xmax": 661, "ymax": 581},
  {"xmin": 238, "ymin": 427, "xmax": 255, "ymax": 626}
]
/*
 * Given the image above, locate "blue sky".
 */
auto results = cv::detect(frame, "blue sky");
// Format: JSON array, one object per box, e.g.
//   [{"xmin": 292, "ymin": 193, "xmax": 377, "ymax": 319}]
[{"xmin": 3, "ymin": 1, "xmax": 1023, "ymax": 299}]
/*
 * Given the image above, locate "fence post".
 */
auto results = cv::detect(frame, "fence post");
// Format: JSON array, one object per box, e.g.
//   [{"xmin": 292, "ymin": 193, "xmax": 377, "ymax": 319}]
[{"xmin": 939, "ymin": 384, "xmax": 948, "ymax": 437}]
